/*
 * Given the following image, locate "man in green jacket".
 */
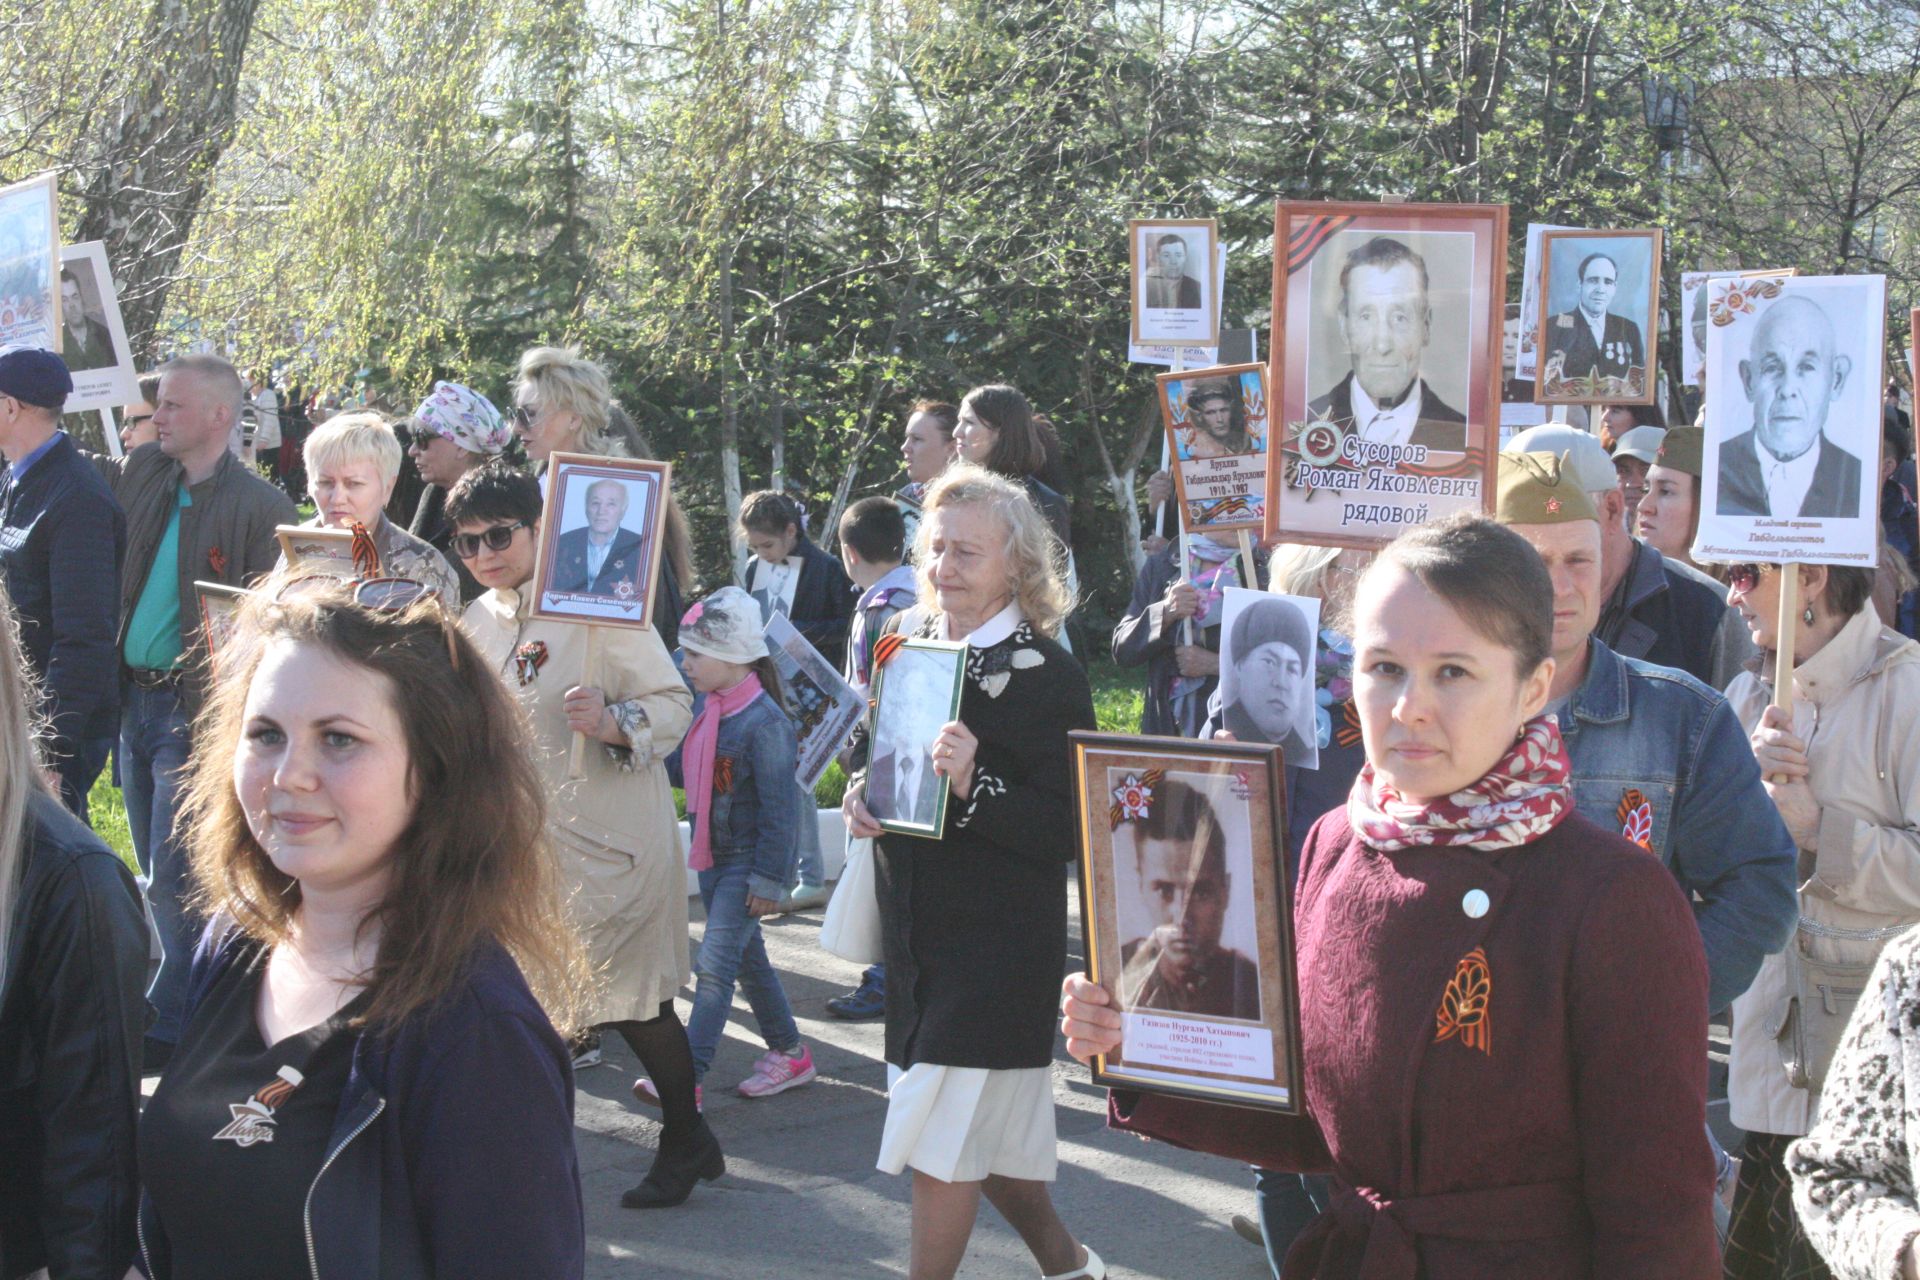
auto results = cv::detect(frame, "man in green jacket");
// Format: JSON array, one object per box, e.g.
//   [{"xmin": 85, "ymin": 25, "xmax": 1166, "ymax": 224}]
[{"xmin": 92, "ymin": 354, "xmax": 294, "ymax": 1073}]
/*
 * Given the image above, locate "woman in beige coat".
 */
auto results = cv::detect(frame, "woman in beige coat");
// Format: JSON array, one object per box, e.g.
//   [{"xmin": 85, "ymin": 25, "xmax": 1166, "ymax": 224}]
[
  {"xmin": 447, "ymin": 462, "xmax": 719, "ymax": 1209},
  {"xmin": 1721, "ymin": 560, "xmax": 1920, "ymax": 1278}
]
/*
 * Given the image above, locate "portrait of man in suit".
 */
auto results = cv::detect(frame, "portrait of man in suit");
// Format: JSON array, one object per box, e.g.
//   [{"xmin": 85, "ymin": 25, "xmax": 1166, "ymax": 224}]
[
  {"xmin": 58, "ymin": 269, "xmax": 116, "ymax": 373},
  {"xmin": 1543, "ymin": 251, "xmax": 1645, "ymax": 389},
  {"xmin": 552, "ymin": 477, "xmax": 647, "ymax": 598},
  {"xmin": 867, "ymin": 649, "xmax": 956, "ymax": 828},
  {"xmin": 1143, "ymin": 233, "xmax": 1203, "ymax": 311},
  {"xmin": 1306, "ymin": 236, "xmax": 1465, "ymax": 453},
  {"xmin": 1716, "ymin": 295, "xmax": 1865, "ymax": 520},
  {"xmin": 1116, "ymin": 776, "xmax": 1261, "ymax": 1022}
]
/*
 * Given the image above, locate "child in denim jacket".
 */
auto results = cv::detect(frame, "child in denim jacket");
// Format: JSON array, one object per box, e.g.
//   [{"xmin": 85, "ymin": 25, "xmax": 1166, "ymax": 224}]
[{"xmin": 656, "ymin": 586, "xmax": 817, "ymax": 1107}]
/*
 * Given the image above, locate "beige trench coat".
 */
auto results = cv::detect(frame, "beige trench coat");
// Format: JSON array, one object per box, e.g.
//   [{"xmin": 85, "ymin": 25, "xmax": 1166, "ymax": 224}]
[
  {"xmin": 463, "ymin": 586, "xmax": 694, "ymax": 1023},
  {"xmin": 1727, "ymin": 605, "xmax": 1920, "ymax": 1136}
]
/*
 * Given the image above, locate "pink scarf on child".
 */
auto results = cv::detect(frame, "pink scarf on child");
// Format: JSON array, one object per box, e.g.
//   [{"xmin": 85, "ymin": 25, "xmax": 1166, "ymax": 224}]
[{"xmin": 683, "ymin": 672, "xmax": 765, "ymax": 870}]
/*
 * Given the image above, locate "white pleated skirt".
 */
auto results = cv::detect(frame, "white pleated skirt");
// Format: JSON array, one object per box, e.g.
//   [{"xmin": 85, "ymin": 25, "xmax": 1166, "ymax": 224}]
[{"xmin": 876, "ymin": 1062, "xmax": 1058, "ymax": 1183}]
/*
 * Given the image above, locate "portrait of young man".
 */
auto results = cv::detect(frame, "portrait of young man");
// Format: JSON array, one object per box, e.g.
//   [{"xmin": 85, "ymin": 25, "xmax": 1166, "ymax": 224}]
[
  {"xmin": 1219, "ymin": 594, "xmax": 1318, "ymax": 768},
  {"xmin": 1177, "ymin": 380, "xmax": 1251, "ymax": 459},
  {"xmin": 1115, "ymin": 775, "xmax": 1261, "ymax": 1022},
  {"xmin": 1305, "ymin": 235, "xmax": 1466, "ymax": 453},
  {"xmin": 1543, "ymin": 247, "xmax": 1646, "ymax": 390},
  {"xmin": 551, "ymin": 474, "xmax": 648, "ymax": 598},
  {"xmin": 57, "ymin": 266, "xmax": 116, "ymax": 373},
  {"xmin": 1143, "ymin": 233, "xmax": 1204, "ymax": 311},
  {"xmin": 1716, "ymin": 294, "xmax": 1866, "ymax": 520}
]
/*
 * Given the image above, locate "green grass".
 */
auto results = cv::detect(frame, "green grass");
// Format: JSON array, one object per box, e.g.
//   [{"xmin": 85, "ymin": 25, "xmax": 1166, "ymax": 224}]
[{"xmin": 87, "ymin": 660, "xmax": 1143, "ymax": 857}]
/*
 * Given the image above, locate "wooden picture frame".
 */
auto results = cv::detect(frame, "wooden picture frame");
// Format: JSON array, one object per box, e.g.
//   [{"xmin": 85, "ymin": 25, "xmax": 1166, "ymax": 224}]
[
  {"xmin": 1157, "ymin": 361, "xmax": 1269, "ymax": 535},
  {"xmin": 867, "ymin": 637, "xmax": 967, "ymax": 839},
  {"xmin": 1130, "ymin": 218, "xmax": 1221, "ymax": 347},
  {"xmin": 1266, "ymin": 200, "xmax": 1507, "ymax": 550},
  {"xmin": 275, "ymin": 525, "xmax": 361, "ymax": 579},
  {"xmin": 0, "ymin": 171, "xmax": 62, "ymax": 350},
  {"xmin": 528, "ymin": 452, "xmax": 671, "ymax": 629},
  {"xmin": 195, "ymin": 582, "xmax": 250, "ymax": 683},
  {"xmin": 1071, "ymin": 731, "xmax": 1301, "ymax": 1113},
  {"xmin": 1534, "ymin": 227, "xmax": 1663, "ymax": 406}
]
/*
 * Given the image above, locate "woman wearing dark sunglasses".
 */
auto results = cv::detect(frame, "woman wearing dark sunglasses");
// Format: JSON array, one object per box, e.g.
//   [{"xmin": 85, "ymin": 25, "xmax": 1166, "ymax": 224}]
[
  {"xmin": 1719, "ymin": 558, "xmax": 1920, "ymax": 1275},
  {"xmin": 445, "ymin": 462, "xmax": 717, "ymax": 1207}
]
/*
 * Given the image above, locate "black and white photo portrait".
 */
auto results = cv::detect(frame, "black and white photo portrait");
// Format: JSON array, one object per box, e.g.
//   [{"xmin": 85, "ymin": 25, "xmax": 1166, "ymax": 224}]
[
  {"xmin": 1536, "ymin": 229, "xmax": 1661, "ymax": 405},
  {"xmin": 530, "ymin": 453, "xmax": 670, "ymax": 628},
  {"xmin": 1113, "ymin": 774, "xmax": 1261, "ymax": 1022},
  {"xmin": 1717, "ymin": 295, "xmax": 1863, "ymax": 519},
  {"xmin": 1217, "ymin": 588, "xmax": 1322, "ymax": 769},
  {"xmin": 1305, "ymin": 234, "xmax": 1468, "ymax": 453},
  {"xmin": 868, "ymin": 639, "xmax": 966, "ymax": 835},
  {"xmin": 53, "ymin": 242, "xmax": 140, "ymax": 413},
  {"xmin": 1695, "ymin": 274, "xmax": 1885, "ymax": 567},
  {"xmin": 1130, "ymin": 218, "xmax": 1219, "ymax": 347}
]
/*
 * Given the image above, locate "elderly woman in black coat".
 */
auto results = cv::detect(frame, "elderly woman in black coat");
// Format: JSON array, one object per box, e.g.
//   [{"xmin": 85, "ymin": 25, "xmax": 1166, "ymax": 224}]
[{"xmin": 843, "ymin": 464, "xmax": 1102, "ymax": 1280}]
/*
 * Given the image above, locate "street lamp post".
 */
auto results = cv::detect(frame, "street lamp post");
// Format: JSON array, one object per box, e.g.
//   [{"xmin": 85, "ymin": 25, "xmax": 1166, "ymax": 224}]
[{"xmin": 1643, "ymin": 72, "xmax": 1697, "ymax": 419}]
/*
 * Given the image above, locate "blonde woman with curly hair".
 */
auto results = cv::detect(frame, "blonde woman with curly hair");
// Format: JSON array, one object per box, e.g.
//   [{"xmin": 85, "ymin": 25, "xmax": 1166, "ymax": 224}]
[
  {"xmin": 511, "ymin": 347, "xmax": 698, "ymax": 640},
  {"xmin": 137, "ymin": 579, "xmax": 592, "ymax": 1279},
  {"xmin": 842, "ymin": 464, "xmax": 1104, "ymax": 1280}
]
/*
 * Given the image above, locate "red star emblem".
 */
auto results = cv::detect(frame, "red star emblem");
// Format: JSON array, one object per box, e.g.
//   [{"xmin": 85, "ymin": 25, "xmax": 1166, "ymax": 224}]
[{"xmin": 1545, "ymin": 497, "xmax": 1562, "ymax": 513}]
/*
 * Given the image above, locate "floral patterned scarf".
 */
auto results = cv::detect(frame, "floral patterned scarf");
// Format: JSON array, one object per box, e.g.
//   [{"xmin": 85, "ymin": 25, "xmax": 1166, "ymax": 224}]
[{"xmin": 1346, "ymin": 715, "xmax": 1572, "ymax": 852}]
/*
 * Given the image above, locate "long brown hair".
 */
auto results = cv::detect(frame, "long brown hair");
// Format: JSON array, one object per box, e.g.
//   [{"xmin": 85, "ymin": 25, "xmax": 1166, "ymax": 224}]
[{"xmin": 179, "ymin": 579, "xmax": 590, "ymax": 1033}]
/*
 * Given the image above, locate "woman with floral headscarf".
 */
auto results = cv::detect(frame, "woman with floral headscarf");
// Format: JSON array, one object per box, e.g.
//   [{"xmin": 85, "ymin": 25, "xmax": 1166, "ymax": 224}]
[{"xmin": 405, "ymin": 380, "xmax": 514, "ymax": 602}]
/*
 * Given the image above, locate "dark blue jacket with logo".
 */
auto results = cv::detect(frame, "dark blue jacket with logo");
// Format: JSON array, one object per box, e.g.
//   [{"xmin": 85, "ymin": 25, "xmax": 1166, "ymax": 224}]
[{"xmin": 137, "ymin": 925, "xmax": 583, "ymax": 1280}]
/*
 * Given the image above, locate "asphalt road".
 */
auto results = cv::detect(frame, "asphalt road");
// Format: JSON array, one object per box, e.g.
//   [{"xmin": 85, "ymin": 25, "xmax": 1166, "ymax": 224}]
[{"xmin": 573, "ymin": 896, "xmax": 1273, "ymax": 1280}]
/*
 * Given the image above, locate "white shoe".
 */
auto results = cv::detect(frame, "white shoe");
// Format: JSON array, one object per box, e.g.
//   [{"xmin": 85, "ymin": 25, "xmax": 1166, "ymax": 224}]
[{"xmin": 1043, "ymin": 1245, "xmax": 1105, "ymax": 1280}]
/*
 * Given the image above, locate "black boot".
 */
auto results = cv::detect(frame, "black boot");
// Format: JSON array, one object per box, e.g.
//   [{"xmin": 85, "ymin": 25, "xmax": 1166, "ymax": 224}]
[{"xmin": 620, "ymin": 1119, "xmax": 725, "ymax": 1209}]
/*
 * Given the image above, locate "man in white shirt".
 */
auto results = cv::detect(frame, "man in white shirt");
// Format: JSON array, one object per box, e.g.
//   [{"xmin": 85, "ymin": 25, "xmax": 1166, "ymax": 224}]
[
  {"xmin": 1715, "ymin": 295, "xmax": 1864, "ymax": 519},
  {"xmin": 1304, "ymin": 236, "xmax": 1465, "ymax": 452}
]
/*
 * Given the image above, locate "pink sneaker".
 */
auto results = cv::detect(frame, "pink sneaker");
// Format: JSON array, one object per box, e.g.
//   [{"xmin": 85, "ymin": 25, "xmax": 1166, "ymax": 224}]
[
  {"xmin": 632, "ymin": 1078, "xmax": 703, "ymax": 1112},
  {"xmin": 737, "ymin": 1044, "xmax": 816, "ymax": 1098}
]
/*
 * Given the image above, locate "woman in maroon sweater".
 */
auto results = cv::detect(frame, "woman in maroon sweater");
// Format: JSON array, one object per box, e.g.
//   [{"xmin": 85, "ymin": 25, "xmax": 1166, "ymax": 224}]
[{"xmin": 1061, "ymin": 512, "xmax": 1719, "ymax": 1278}]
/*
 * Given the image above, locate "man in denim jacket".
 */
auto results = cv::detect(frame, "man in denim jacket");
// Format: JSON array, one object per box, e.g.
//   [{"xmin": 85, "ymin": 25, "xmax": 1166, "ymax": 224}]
[{"xmin": 1497, "ymin": 452, "xmax": 1798, "ymax": 1015}]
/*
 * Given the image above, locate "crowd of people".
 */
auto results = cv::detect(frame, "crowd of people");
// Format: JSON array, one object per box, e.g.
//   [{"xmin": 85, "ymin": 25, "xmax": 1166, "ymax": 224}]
[{"xmin": 0, "ymin": 331, "xmax": 1917, "ymax": 1280}]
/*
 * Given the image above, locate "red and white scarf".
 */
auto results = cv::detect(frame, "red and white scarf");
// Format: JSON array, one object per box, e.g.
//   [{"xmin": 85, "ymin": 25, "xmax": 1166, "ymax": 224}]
[
  {"xmin": 682, "ymin": 672, "xmax": 765, "ymax": 871},
  {"xmin": 1347, "ymin": 716, "xmax": 1572, "ymax": 852}
]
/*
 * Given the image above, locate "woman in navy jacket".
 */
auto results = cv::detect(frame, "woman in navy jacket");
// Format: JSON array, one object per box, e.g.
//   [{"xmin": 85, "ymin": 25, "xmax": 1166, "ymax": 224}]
[{"xmin": 137, "ymin": 577, "xmax": 589, "ymax": 1279}]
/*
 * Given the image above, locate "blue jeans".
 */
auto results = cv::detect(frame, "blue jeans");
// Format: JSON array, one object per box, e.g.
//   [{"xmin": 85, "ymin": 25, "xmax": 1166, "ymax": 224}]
[
  {"xmin": 687, "ymin": 861, "xmax": 801, "ymax": 1082},
  {"xmin": 59, "ymin": 734, "xmax": 115, "ymax": 824},
  {"xmin": 793, "ymin": 778, "xmax": 823, "ymax": 888},
  {"xmin": 120, "ymin": 684, "xmax": 195, "ymax": 1045},
  {"xmin": 1254, "ymin": 1168, "xmax": 1329, "ymax": 1278}
]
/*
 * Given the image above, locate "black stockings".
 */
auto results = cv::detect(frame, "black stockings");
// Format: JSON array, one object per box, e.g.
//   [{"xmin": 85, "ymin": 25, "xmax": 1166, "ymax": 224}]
[{"xmin": 607, "ymin": 1002, "xmax": 701, "ymax": 1144}]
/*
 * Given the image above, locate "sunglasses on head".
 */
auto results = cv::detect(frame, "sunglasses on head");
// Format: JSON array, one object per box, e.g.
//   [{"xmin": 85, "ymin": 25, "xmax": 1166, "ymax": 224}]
[
  {"xmin": 450, "ymin": 520, "xmax": 529, "ymax": 559},
  {"xmin": 1725, "ymin": 563, "xmax": 1773, "ymax": 593},
  {"xmin": 276, "ymin": 575, "xmax": 435, "ymax": 611}
]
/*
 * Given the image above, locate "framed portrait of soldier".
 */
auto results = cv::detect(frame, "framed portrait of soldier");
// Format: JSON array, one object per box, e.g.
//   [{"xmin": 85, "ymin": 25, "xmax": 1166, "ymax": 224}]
[
  {"xmin": 1216, "ymin": 587, "xmax": 1322, "ymax": 770},
  {"xmin": 1130, "ymin": 218, "xmax": 1220, "ymax": 347},
  {"xmin": 1070, "ymin": 732, "xmax": 1300, "ymax": 1113},
  {"xmin": 866, "ymin": 637, "xmax": 967, "ymax": 838},
  {"xmin": 56, "ymin": 241, "xmax": 139, "ymax": 413},
  {"xmin": 1694, "ymin": 274, "xmax": 1886, "ymax": 567},
  {"xmin": 529, "ymin": 452, "xmax": 670, "ymax": 628},
  {"xmin": 1157, "ymin": 362, "xmax": 1268, "ymax": 534},
  {"xmin": 0, "ymin": 172, "xmax": 60, "ymax": 350},
  {"xmin": 1534, "ymin": 228, "xmax": 1662, "ymax": 406},
  {"xmin": 1267, "ymin": 200, "xmax": 1507, "ymax": 550}
]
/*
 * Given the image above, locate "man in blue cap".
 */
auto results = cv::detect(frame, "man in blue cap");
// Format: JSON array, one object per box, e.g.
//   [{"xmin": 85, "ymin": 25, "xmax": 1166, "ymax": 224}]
[{"xmin": 0, "ymin": 346, "xmax": 125, "ymax": 817}]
